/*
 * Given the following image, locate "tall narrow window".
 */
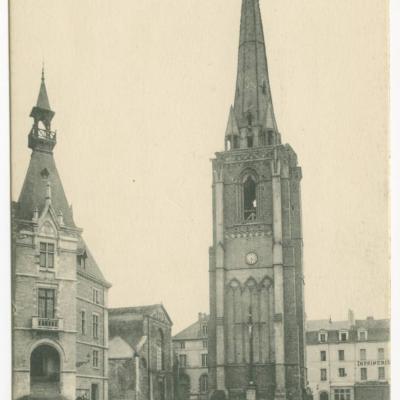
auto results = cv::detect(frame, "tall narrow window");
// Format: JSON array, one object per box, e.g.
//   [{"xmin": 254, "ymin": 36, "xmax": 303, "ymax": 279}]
[
  {"xmin": 360, "ymin": 349, "xmax": 366, "ymax": 361},
  {"xmin": 92, "ymin": 314, "xmax": 99, "ymax": 339},
  {"xmin": 244, "ymin": 175, "xmax": 257, "ymax": 221},
  {"xmin": 156, "ymin": 329, "xmax": 165, "ymax": 371},
  {"xmin": 199, "ymin": 375, "xmax": 208, "ymax": 393},
  {"xmin": 259, "ymin": 131, "xmax": 266, "ymax": 146},
  {"xmin": 338, "ymin": 368, "xmax": 346, "ymax": 377},
  {"xmin": 92, "ymin": 288, "xmax": 100, "ymax": 304},
  {"xmin": 378, "ymin": 366, "xmax": 385, "ymax": 380},
  {"xmin": 201, "ymin": 354, "xmax": 208, "ymax": 367},
  {"xmin": 338, "ymin": 350, "xmax": 345, "ymax": 361},
  {"xmin": 38, "ymin": 288, "xmax": 55, "ymax": 318},
  {"xmin": 320, "ymin": 351, "xmax": 326, "ymax": 361},
  {"xmin": 92, "ymin": 350, "xmax": 99, "ymax": 368},
  {"xmin": 179, "ymin": 354, "xmax": 187, "ymax": 367},
  {"xmin": 247, "ymin": 136, "xmax": 253, "ymax": 148},
  {"xmin": 81, "ymin": 310, "xmax": 86, "ymax": 335},
  {"xmin": 320, "ymin": 369, "xmax": 327, "ymax": 381},
  {"xmin": 360, "ymin": 367, "xmax": 367, "ymax": 380},
  {"xmin": 233, "ymin": 136, "xmax": 239, "ymax": 149},
  {"xmin": 378, "ymin": 348, "xmax": 385, "ymax": 360},
  {"xmin": 268, "ymin": 131, "xmax": 274, "ymax": 145},
  {"xmin": 40, "ymin": 242, "xmax": 55, "ymax": 268}
]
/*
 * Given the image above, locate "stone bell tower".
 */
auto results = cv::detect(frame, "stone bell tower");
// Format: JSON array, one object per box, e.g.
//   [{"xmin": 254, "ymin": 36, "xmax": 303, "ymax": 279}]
[{"xmin": 208, "ymin": 1, "xmax": 306, "ymax": 400}]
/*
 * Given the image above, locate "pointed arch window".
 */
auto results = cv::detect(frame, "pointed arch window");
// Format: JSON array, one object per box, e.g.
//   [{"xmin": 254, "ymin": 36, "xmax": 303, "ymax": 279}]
[{"xmin": 243, "ymin": 175, "xmax": 257, "ymax": 221}]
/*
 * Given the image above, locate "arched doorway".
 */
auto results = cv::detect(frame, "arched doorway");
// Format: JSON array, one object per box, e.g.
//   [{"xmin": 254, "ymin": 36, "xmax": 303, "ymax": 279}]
[
  {"xmin": 177, "ymin": 373, "xmax": 190, "ymax": 400},
  {"xmin": 320, "ymin": 392, "xmax": 329, "ymax": 400},
  {"xmin": 30, "ymin": 344, "xmax": 60, "ymax": 396}
]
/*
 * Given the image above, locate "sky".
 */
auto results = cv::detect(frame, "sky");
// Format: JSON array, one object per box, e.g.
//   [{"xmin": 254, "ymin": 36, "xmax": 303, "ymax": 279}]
[{"xmin": 10, "ymin": 0, "xmax": 389, "ymax": 334}]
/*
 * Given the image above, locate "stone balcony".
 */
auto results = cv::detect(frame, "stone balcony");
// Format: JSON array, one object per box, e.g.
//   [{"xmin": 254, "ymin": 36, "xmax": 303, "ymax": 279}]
[{"xmin": 32, "ymin": 316, "xmax": 64, "ymax": 331}]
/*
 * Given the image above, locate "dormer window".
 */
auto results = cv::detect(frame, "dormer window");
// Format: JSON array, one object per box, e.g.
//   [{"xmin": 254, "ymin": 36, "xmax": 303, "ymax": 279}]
[
  {"xmin": 77, "ymin": 251, "xmax": 87, "ymax": 269},
  {"xmin": 247, "ymin": 136, "xmax": 253, "ymax": 148},
  {"xmin": 319, "ymin": 331, "xmax": 327, "ymax": 343},
  {"xmin": 39, "ymin": 242, "xmax": 55, "ymax": 269},
  {"xmin": 358, "ymin": 329, "xmax": 368, "ymax": 341},
  {"xmin": 339, "ymin": 330, "xmax": 349, "ymax": 342}
]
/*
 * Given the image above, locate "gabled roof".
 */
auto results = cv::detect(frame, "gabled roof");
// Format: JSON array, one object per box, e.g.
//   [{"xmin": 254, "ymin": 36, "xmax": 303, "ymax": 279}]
[
  {"xmin": 109, "ymin": 304, "xmax": 173, "ymax": 326},
  {"xmin": 16, "ymin": 150, "xmax": 75, "ymax": 227},
  {"xmin": 173, "ymin": 315, "xmax": 209, "ymax": 341}
]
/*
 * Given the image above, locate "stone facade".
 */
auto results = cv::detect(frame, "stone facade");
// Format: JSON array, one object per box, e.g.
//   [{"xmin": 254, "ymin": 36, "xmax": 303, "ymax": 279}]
[
  {"xmin": 306, "ymin": 312, "xmax": 390, "ymax": 400},
  {"xmin": 208, "ymin": 1, "xmax": 307, "ymax": 399},
  {"xmin": 173, "ymin": 313, "xmax": 209, "ymax": 400},
  {"xmin": 108, "ymin": 305, "xmax": 174, "ymax": 400},
  {"xmin": 12, "ymin": 72, "xmax": 111, "ymax": 400}
]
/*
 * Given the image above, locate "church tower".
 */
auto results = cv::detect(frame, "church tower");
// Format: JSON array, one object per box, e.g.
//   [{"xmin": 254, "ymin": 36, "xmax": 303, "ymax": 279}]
[{"xmin": 208, "ymin": 2, "xmax": 306, "ymax": 400}]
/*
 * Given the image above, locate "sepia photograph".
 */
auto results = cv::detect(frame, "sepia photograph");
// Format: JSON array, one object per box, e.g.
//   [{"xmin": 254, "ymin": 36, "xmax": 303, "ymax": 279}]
[{"xmin": 2, "ymin": 1, "xmax": 395, "ymax": 400}]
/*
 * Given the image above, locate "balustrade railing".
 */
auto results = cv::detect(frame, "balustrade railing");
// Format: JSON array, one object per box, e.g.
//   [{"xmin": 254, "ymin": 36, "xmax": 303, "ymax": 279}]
[{"xmin": 32, "ymin": 316, "xmax": 64, "ymax": 330}]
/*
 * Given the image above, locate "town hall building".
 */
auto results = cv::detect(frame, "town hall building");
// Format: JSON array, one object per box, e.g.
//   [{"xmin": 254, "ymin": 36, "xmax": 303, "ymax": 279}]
[
  {"xmin": 12, "ymin": 71, "xmax": 111, "ymax": 400},
  {"xmin": 208, "ymin": 1, "xmax": 307, "ymax": 399}
]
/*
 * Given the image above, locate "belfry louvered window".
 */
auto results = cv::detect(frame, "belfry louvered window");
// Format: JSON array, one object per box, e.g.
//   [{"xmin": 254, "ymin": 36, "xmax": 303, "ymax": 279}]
[{"xmin": 243, "ymin": 175, "xmax": 257, "ymax": 221}]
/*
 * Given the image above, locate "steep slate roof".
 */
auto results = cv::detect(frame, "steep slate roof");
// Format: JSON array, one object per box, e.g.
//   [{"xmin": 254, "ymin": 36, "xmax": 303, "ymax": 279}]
[
  {"xmin": 306, "ymin": 319, "xmax": 352, "ymax": 332},
  {"xmin": 16, "ymin": 150, "xmax": 76, "ymax": 227},
  {"xmin": 77, "ymin": 238, "xmax": 111, "ymax": 287},
  {"xmin": 173, "ymin": 315, "xmax": 209, "ymax": 341},
  {"xmin": 306, "ymin": 317, "xmax": 390, "ymax": 345}
]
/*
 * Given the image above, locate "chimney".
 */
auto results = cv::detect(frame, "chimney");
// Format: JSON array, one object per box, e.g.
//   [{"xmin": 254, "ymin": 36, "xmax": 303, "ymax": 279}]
[{"xmin": 348, "ymin": 309, "xmax": 355, "ymax": 326}]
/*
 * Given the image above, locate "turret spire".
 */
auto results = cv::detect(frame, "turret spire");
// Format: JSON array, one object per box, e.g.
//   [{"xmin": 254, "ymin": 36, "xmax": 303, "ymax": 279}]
[
  {"xmin": 29, "ymin": 68, "xmax": 56, "ymax": 153},
  {"xmin": 225, "ymin": 0, "xmax": 280, "ymax": 150}
]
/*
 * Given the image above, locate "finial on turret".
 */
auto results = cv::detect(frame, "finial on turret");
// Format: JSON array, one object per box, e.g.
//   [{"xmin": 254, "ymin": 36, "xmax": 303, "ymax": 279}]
[
  {"xmin": 57, "ymin": 210, "xmax": 64, "ymax": 226},
  {"xmin": 33, "ymin": 206, "xmax": 39, "ymax": 221},
  {"xmin": 41, "ymin": 61, "xmax": 45, "ymax": 82}
]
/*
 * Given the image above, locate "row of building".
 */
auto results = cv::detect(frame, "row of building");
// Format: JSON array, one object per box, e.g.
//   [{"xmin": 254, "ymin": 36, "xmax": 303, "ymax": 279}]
[{"xmin": 173, "ymin": 311, "xmax": 390, "ymax": 400}]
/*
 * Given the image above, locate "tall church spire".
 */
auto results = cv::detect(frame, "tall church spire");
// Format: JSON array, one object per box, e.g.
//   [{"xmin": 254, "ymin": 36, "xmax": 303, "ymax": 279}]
[{"xmin": 226, "ymin": 0, "xmax": 279, "ymax": 150}]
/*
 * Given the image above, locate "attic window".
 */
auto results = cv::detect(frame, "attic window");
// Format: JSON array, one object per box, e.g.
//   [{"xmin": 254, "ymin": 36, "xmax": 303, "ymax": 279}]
[
  {"xmin": 77, "ymin": 251, "xmax": 87, "ymax": 269},
  {"xmin": 40, "ymin": 168, "xmax": 49, "ymax": 179},
  {"xmin": 319, "ymin": 331, "xmax": 327, "ymax": 343},
  {"xmin": 358, "ymin": 329, "xmax": 368, "ymax": 341},
  {"xmin": 339, "ymin": 330, "xmax": 349, "ymax": 342}
]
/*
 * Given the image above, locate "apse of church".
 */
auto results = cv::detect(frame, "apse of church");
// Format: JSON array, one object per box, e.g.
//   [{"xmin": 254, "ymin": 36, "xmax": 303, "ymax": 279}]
[{"xmin": 208, "ymin": 1, "xmax": 307, "ymax": 400}]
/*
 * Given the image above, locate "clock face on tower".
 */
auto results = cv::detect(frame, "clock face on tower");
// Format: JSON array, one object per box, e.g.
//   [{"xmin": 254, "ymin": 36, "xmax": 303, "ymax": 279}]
[{"xmin": 245, "ymin": 252, "xmax": 258, "ymax": 265}]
